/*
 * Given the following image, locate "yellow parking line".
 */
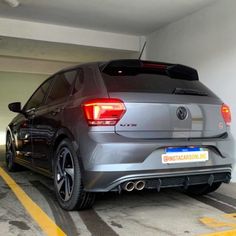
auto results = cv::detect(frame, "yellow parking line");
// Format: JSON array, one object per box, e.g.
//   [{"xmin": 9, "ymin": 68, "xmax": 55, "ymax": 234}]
[
  {"xmin": 200, "ymin": 216, "xmax": 236, "ymax": 236},
  {"xmin": 0, "ymin": 166, "xmax": 66, "ymax": 236},
  {"xmin": 200, "ymin": 217, "xmax": 236, "ymax": 228},
  {"xmin": 201, "ymin": 229, "xmax": 236, "ymax": 236}
]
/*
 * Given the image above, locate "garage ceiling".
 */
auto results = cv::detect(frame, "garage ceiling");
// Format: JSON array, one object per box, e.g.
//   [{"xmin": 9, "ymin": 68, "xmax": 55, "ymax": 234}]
[{"xmin": 0, "ymin": 0, "xmax": 217, "ymax": 35}]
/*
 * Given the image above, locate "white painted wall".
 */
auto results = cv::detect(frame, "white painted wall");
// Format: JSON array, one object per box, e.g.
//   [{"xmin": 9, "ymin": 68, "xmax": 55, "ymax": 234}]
[
  {"xmin": 145, "ymin": 0, "xmax": 236, "ymax": 178},
  {"xmin": 0, "ymin": 72, "xmax": 46, "ymax": 145}
]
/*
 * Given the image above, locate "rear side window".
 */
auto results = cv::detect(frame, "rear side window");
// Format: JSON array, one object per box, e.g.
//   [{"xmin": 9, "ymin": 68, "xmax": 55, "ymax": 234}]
[
  {"xmin": 73, "ymin": 69, "xmax": 84, "ymax": 94},
  {"xmin": 46, "ymin": 70, "xmax": 77, "ymax": 104},
  {"xmin": 24, "ymin": 79, "xmax": 52, "ymax": 111}
]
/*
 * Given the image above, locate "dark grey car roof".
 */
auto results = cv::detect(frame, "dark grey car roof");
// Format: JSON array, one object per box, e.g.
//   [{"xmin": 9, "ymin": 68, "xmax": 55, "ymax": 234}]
[
  {"xmin": 54, "ymin": 59, "xmax": 199, "ymax": 81},
  {"xmin": 56, "ymin": 61, "xmax": 103, "ymax": 74}
]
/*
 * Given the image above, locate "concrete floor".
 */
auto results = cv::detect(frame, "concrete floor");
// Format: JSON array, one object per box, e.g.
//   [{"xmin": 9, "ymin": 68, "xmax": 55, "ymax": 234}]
[{"xmin": 1, "ymin": 147, "xmax": 236, "ymax": 236}]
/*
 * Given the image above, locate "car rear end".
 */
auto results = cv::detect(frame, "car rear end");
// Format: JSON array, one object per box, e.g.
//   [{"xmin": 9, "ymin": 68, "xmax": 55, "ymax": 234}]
[{"xmin": 79, "ymin": 60, "xmax": 234, "ymax": 193}]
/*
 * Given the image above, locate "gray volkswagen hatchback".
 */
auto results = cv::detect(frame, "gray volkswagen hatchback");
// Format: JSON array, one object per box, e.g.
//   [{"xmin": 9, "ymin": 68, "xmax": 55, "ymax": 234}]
[{"xmin": 6, "ymin": 60, "xmax": 234, "ymax": 210}]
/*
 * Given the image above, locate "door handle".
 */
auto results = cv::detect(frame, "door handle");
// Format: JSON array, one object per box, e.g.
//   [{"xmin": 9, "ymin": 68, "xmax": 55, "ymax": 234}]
[
  {"xmin": 50, "ymin": 107, "xmax": 63, "ymax": 116},
  {"xmin": 26, "ymin": 107, "xmax": 36, "ymax": 118}
]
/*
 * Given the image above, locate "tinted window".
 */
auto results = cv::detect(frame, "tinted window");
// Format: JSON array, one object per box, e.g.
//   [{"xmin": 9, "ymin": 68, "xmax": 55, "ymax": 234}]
[
  {"xmin": 46, "ymin": 70, "xmax": 77, "ymax": 104},
  {"xmin": 101, "ymin": 73, "xmax": 216, "ymax": 97},
  {"xmin": 24, "ymin": 79, "xmax": 52, "ymax": 111},
  {"xmin": 74, "ymin": 69, "xmax": 84, "ymax": 94}
]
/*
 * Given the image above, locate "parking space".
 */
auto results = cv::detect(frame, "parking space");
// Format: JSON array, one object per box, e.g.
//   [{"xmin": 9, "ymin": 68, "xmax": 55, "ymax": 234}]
[
  {"xmin": 1, "ymin": 1, "xmax": 236, "ymax": 236},
  {"xmin": 0, "ymin": 147, "xmax": 236, "ymax": 236}
]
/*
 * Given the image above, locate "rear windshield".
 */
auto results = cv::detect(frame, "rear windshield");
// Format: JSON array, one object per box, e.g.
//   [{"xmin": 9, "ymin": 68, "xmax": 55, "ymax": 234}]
[{"xmin": 101, "ymin": 73, "xmax": 216, "ymax": 97}]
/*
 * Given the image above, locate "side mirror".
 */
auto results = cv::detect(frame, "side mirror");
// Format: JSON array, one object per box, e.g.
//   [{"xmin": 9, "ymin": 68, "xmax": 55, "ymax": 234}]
[{"xmin": 8, "ymin": 102, "xmax": 22, "ymax": 113}]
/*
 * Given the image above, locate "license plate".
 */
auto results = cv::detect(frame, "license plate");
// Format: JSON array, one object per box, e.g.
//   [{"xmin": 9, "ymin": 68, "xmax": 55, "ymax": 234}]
[{"xmin": 162, "ymin": 147, "xmax": 208, "ymax": 164}]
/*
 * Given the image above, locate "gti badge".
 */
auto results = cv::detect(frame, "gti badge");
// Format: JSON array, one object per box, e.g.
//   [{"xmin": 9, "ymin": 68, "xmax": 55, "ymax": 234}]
[
  {"xmin": 120, "ymin": 123, "xmax": 137, "ymax": 127},
  {"xmin": 176, "ymin": 107, "xmax": 188, "ymax": 120}
]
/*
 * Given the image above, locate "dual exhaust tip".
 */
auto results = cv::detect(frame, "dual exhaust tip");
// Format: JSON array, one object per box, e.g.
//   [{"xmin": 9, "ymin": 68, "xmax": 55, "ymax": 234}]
[{"xmin": 123, "ymin": 180, "xmax": 146, "ymax": 192}]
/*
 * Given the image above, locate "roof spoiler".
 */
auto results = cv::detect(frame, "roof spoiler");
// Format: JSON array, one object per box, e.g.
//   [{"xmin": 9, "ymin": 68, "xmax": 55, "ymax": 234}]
[{"xmin": 101, "ymin": 59, "xmax": 199, "ymax": 81}]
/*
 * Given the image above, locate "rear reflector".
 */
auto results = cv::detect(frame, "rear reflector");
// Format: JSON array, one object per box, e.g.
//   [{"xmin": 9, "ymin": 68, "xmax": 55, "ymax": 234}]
[
  {"xmin": 221, "ymin": 104, "xmax": 231, "ymax": 126},
  {"xmin": 82, "ymin": 98, "xmax": 126, "ymax": 126}
]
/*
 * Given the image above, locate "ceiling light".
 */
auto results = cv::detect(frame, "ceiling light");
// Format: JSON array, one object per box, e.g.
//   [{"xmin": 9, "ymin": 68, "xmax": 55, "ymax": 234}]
[{"xmin": 3, "ymin": 0, "xmax": 20, "ymax": 8}]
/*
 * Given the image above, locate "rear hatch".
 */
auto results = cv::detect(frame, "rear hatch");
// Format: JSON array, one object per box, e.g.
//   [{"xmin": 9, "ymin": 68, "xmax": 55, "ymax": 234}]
[{"xmin": 100, "ymin": 60, "xmax": 227, "ymax": 139}]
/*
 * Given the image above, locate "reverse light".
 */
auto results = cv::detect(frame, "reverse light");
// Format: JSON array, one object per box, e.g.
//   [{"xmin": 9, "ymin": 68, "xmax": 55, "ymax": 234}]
[
  {"xmin": 82, "ymin": 98, "xmax": 126, "ymax": 126},
  {"xmin": 221, "ymin": 104, "xmax": 231, "ymax": 126}
]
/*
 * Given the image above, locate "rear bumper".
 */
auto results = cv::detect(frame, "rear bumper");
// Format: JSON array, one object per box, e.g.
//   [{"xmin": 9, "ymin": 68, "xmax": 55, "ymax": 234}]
[
  {"xmin": 79, "ymin": 132, "xmax": 235, "ymax": 192},
  {"xmin": 83, "ymin": 167, "xmax": 231, "ymax": 192}
]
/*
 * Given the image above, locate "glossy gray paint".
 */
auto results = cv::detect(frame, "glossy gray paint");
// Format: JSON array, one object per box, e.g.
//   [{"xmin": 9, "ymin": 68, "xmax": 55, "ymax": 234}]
[{"xmin": 7, "ymin": 61, "xmax": 234, "ymax": 192}]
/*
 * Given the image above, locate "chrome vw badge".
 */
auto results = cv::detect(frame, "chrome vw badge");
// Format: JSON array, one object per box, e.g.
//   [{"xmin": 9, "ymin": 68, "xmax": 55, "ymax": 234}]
[{"xmin": 176, "ymin": 107, "xmax": 188, "ymax": 120}]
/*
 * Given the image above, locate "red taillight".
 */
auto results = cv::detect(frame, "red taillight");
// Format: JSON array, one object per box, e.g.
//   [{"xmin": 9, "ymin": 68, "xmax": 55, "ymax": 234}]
[
  {"xmin": 82, "ymin": 98, "xmax": 126, "ymax": 126},
  {"xmin": 221, "ymin": 104, "xmax": 231, "ymax": 126}
]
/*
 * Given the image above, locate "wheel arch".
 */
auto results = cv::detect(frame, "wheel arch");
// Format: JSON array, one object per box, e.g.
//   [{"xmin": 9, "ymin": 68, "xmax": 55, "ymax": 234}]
[
  {"xmin": 6, "ymin": 126, "xmax": 16, "ymax": 151},
  {"xmin": 6, "ymin": 126, "xmax": 14, "ymax": 141},
  {"xmin": 51, "ymin": 128, "xmax": 80, "ymax": 172}
]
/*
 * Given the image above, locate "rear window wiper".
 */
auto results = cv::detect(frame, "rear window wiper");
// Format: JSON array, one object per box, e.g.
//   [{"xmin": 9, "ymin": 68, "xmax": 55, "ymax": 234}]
[{"xmin": 173, "ymin": 88, "xmax": 208, "ymax": 96}]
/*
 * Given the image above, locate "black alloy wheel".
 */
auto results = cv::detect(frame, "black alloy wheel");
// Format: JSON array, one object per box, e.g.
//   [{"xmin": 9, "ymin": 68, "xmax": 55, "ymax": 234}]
[
  {"xmin": 55, "ymin": 146, "xmax": 75, "ymax": 202},
  {"xmin": 54, "ymin": 138, "xmax": 95, "ymax": 210},
  {"xmin": 5, "ymin": 134, "xmax": 18, "ymax": 172}
]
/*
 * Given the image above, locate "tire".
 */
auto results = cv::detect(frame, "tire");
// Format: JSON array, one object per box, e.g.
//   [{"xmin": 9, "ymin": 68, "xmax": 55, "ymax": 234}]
[
  {"xmin": 54, "ymin": 138, "xmax": 95, "ymax": 211},
  {"xmin": 186, "ymin": 182, "xmax": 222, "ymax": 196},
  {"xmin": 5, "ymin": 134, "xmax": 20, "ymax": 172}
]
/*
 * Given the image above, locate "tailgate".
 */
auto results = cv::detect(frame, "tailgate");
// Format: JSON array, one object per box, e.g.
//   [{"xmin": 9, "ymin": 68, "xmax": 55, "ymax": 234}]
[{"xmin": 111, "ymin": 92, "xmax": 226, "ymax": 139}]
